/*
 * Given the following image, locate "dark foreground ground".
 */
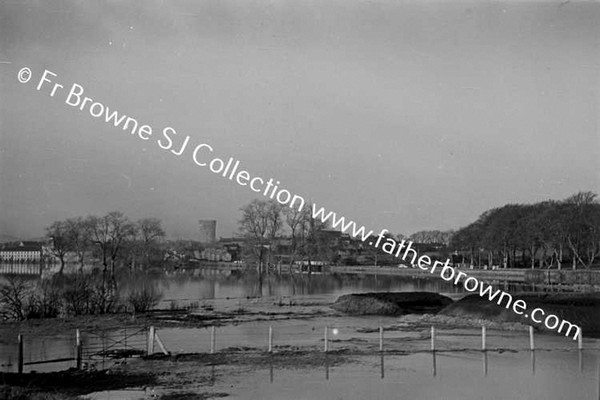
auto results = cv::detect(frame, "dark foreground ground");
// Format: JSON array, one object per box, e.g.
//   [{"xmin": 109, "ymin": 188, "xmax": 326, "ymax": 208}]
[{"xmin": 0, "ymin": 350, "xmax": 354, "ymax": 400}]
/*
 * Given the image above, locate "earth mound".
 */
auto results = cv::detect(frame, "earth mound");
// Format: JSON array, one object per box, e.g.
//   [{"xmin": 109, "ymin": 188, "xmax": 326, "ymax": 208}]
[
  {"xmin": 331, "ymin": 291, "xmax": 453, "ymax": 315},
  {"xmin": 440, "ymin": 292, "xmax": 600, "ymax": 336}
]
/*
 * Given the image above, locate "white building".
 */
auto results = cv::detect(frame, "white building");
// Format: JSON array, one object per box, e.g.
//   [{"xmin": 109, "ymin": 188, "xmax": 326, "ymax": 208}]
[{"xmin": 0, "ymin": 241, "xmax": 43, "ymax": 262}]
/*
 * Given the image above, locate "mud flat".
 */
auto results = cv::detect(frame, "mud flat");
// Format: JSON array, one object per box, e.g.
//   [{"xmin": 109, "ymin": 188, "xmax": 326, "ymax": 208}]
[
  {"xmin": 331, "ymin": 292, "xmax": 453, "ymax": 315},
  {"xmin": 0, "ymin": 369, "xmax": 155, "ymax": 400}
]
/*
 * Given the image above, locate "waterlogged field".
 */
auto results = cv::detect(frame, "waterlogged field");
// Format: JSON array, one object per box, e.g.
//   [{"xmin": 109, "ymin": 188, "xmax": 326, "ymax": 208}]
[
  {"xmin": 1, "ymin": 269, "xmax": 598, "ymax": 399},
  {"xmin": 204, "ymin": 350, "xmax": 600, "ymax": 400},
  {"xmin": 78, "ymin": 318, "xmax": 599, "ymax": 400}
]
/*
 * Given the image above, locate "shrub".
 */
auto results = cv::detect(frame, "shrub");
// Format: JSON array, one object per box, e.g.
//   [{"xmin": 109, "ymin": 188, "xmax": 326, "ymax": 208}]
[
  {"xmin": 24, "ymin": 282, "xmax": 62, "ymax": 319},
  {"xmin": 127, "ymin": 287, "xmax": 162, "ymax": 313},
  {"xmin": 0, "ymin": 276, "xmax": 31, "ymax": 320},
  {"xmin": 62, "ymin": 275, "xmax": 93, "ymax": 316}
]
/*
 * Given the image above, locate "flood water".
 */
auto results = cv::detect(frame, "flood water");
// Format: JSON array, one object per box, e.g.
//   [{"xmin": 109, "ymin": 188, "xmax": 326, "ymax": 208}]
[
  {"xmin": 0, "ymin": 264, "xmax": 562, "ymax": 307},
  {"xmin": 1, "ymin": 267, "xmax": 598, "ymax": 399},
  {"xmin": 218, "ymin": 350, "xmax": 600, "ymax": 400},
  {"xmin": 119, "ymin": 267, "xmax": 535, "ymax": 308}
]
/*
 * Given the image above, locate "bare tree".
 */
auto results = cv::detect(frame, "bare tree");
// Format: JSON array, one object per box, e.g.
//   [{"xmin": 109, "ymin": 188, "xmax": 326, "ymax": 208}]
[
  {"xmin": 0, "ymin": 276, "xmax": 31, "ymax": 320},
  {"xmin": 284, "ymin": 206, "xmax": 311, "ymax": 269},
  {"xmin": 564, "ymin": 192, "xmax": 600, "ymax": 269},
  {"xmin": 239, "ymin": 200, "xmax": 271, "ymax": 272},
  {"xmin": 65, "ymin": 217, "xmax": 92, "ymax": 271},
  {"xmin": 265, "ymin": 201, "xmax": 284, "ymax": 270},
  {"xmin": 87, "ymin": 211, "xmax": 138, "ymax": 276},
  {"xmin": 302, "ymin": 213, "xmax": 330, "ymax": 273},
  {"xmin": 46, "ymin": 221, "xmax": 72, "ymax": 274},
  {"xmin": 136, "ymin": 217, "xmax": 166, "ymax": 268}
]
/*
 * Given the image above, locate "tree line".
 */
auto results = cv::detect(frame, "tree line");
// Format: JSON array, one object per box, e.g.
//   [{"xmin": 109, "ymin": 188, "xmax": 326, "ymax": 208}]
[
  {"xmin": 46, "ymin": 211, "xmax": 166, "ymax": 275},
  {"xmin": 43, "ymin": 191, "xmax": 600, "ymax": 273},
  {"xmin": 450, "ymin": 191, "xmax": 600, "ymax": 270},
  {"xmin": 0, "ymin": 211, "xmax": 166, "ymax": 321},
  {"xmin": 238, "ymin": 199, "xmax": 332, "ymax": 271},
  {"xmin": 237, "ymin": 200, "xmax": 451, "ymax": 268}
]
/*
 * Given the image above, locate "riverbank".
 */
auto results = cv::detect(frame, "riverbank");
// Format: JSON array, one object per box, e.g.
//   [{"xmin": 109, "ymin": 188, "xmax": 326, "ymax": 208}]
[
  {"xmin": 179, "ymin": 263, "xmax": 600, "ymax": 288},
  {"xmin": 329, "ymin": 265, "xmax": 600, "ymax": 287},
  {"xmin": 330, "ymin": 265, "xmax": 527, "ymax": 282}
]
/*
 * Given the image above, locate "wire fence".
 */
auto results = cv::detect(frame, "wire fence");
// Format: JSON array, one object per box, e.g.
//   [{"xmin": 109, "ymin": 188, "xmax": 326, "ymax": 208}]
[{"xmin": 4, "ymin": 321, "xmax": 596, "ymax": 375}]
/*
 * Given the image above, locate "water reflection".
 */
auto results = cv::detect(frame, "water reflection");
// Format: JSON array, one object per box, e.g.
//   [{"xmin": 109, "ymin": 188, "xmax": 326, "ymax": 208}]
[
  {"xmin": 483, "ymin": 351, "xmax": 488, "ymax": 376},
  {"xmin": 258, "ymin": 350, "xmax": 600, "ymax": 400},
  {"xmin": 263, "ymin": 348, "xmax": 599, "ymax": 400},
  {"xmin": 0, "ymin": 265, "xmax": 571, "ymax": 307},
  {"xmin": 117, "ymin": 269, "xmax": 538, "ymax": 306}
]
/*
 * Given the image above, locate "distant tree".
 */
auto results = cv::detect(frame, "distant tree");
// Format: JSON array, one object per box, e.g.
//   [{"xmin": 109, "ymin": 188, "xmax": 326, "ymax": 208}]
[
  {"xmin": 239, "ymin": 200, "xmax": 271, "ymax": 272},
  {"xmin": 46, "ymin": 221, "xmax": 72, "ymax": 274},
  {"xmin": 265, "ymin": 202, "xmax": 284, "ymax": 268},
  {"xmin": 563, "ymin": 192, "xmax": 600, "ymax": 269},
  {"xmin": 537, "ymin": 201, "xmax": 567, "ymax": 270},
  {"xmin": 409, "ymin": 230, "xmax": 454, "ymax": 246},
  {"xmin": 394, "ymin": 233, "xmax": 407, "ymax": 242},
  {"xmin": 451, "ymin": 221, "xmax": 483, "ymax": 266},
  {"xmin": 87, "ymin": 212, "xmax": 137, "ymax": 276},
  {"xmin": 283, "ymin": 206, "xmax": 311, "ymax": 268},
  {"xmin": 135, "ymin": 218, "xmax": 166, "ymax": 268},
  {"xmin": 302, "ymin": 214, "xmax": 331, "ymax": 271},
  {"xmin": 526, "ymin": 201, "xmax": 566, "ymax": 269},
  {"xmin": 65, "ymin": 217, "xmax": 92, "ymax": 270},
  {"xmin": 451, "ymin": 191, "xmax": 600, "ymax": 270}
]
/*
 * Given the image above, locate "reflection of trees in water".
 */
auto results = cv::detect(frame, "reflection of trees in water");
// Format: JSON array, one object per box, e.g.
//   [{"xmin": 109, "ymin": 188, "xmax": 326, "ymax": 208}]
[
  {"xmin": 0, "ymin": 267, "xmax": 566, "ymax": 313},
  {"xmin": 115, "ymin": 269, "xmax": 163, "ymax": 295},
  {"xmin": 98, "ymin": 269, "xmax": 531, "ymax": 301}
]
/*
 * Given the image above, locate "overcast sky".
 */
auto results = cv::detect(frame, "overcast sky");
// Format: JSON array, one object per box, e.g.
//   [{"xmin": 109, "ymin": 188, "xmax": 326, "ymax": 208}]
[{"xmin": 1, "ymin": 0, "xmax": 599, "ymax": 240}]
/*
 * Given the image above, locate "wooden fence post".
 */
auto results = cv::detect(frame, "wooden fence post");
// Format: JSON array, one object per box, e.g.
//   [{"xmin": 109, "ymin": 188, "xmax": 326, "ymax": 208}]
[
  {"xmin": 154, "ymin": 331, "xmax": 169, "ymax": 355},
  {"xmin": 529, "ymin": 326, "xmax": 535, "ymax": 351},
  {"xmin": 17, "ymin": 334, "xmax": 23, "ymax": 374},
  {"xmin": 76, "ymin": 329, "xmax": 82, "ymax": 370},
  {"xmin": 481, "ymin": 326, "xmax": 486, "ymax": 351},
  {"xmin": 211, "ymin": 326, "xmax": 216, "ymax": 354},
  {"xmin": 147, "ymin": 326, "xmax": 155, "ymax": 355},
  {"xmin": 430, "ymin": 326, "xmax": 435, "ymax": 352}
]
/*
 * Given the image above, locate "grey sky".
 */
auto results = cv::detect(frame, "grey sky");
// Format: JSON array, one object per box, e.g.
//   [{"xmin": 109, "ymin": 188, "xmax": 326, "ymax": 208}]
[{"xmin": 1, "ymin": 0, "xmax": 599, "ymax": 240}]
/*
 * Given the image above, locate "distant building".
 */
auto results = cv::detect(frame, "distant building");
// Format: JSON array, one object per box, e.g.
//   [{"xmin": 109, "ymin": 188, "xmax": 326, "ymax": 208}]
[
  {"xmin": 198, "ymin": 220, "xmax": 217, "ymax": 244},
  {"xmin": 0, "ymin": 241, "xmax": 44, "ymax": 263},
  {"xmin": 200, "ymin": 247, "xmax": 232, "ymax": 262}
]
